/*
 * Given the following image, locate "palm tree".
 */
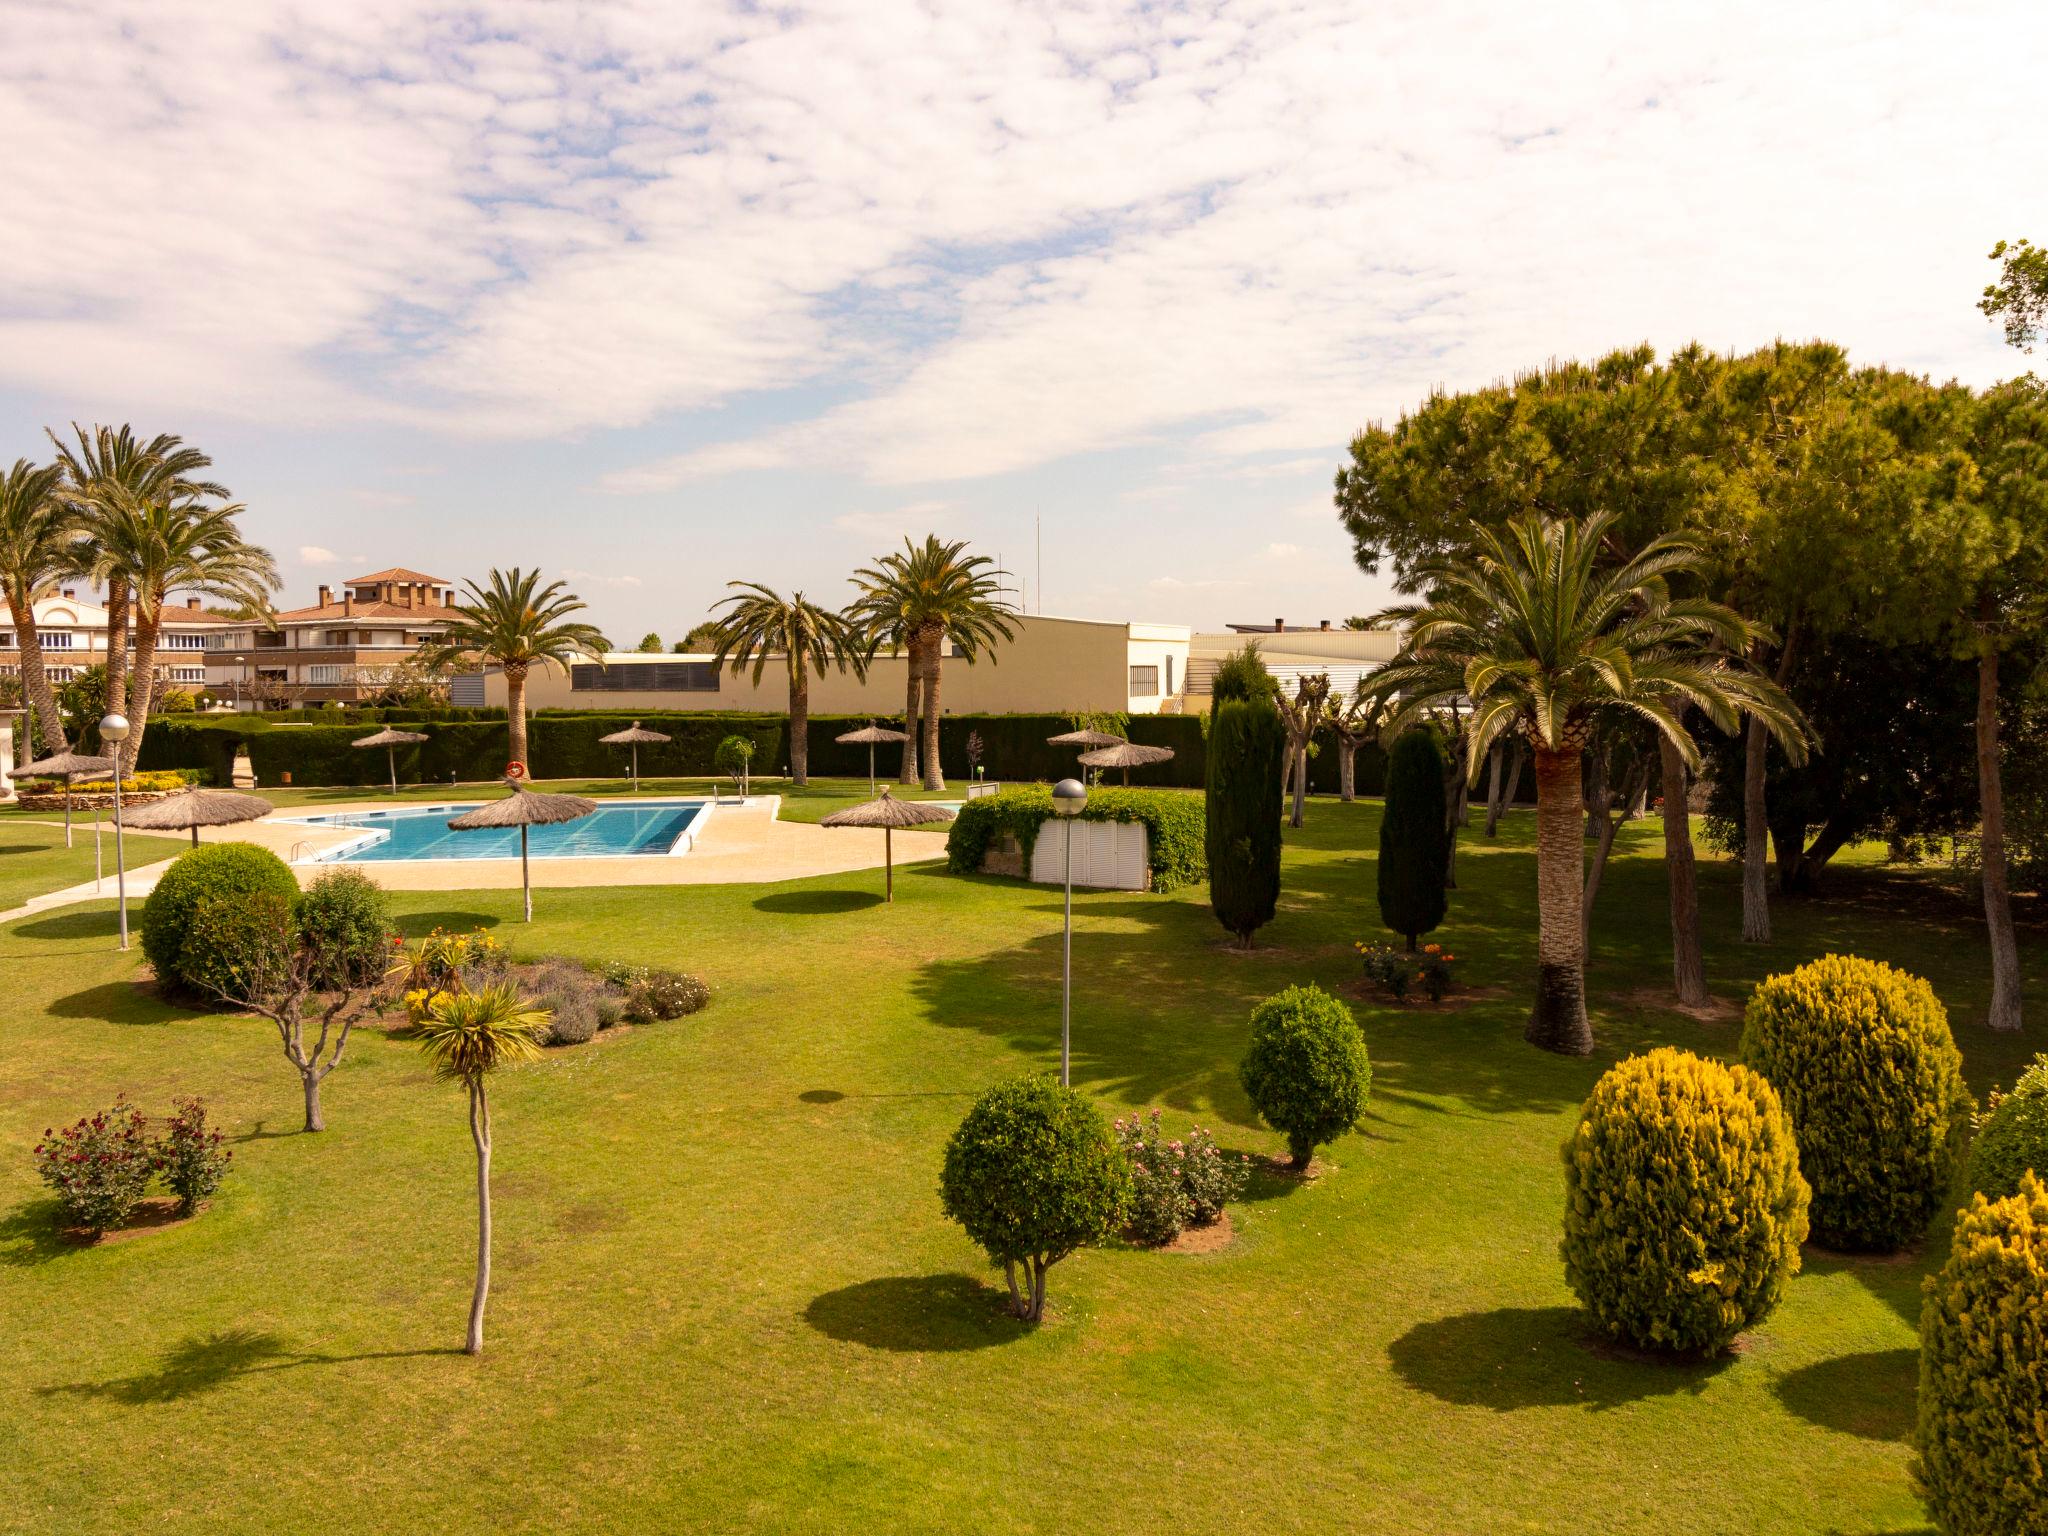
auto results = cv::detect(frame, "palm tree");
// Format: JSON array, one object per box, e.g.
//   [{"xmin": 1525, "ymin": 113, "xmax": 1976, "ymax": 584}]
[
  {"xmin": 1366, "ymin": 510, "xmax": 1807, "ymax": 1056},
  {"xmin": 421, "ymin": 569, "xmax": 610, "ymax": 772},
  {"xmin": 49, "ymin": 425, "xmax": 228, "ymax": 739},
  {"xmin": 85, "ymin": 487, "xmax": 279, "ymax": 768},
  {"xmin": 417, "ymin": 983, "xmax": 548, "ymax": 1355},
  {"xmin": 848, "ymin": 537, "xmax": 1016, "ymax": 790},
  {"xmin": 0, "ymin": 460, "xmax": 76, "ymax": 754},
  {"xmin": 707, "ymin": 584, "xmax": 866, "ymax": 786}
]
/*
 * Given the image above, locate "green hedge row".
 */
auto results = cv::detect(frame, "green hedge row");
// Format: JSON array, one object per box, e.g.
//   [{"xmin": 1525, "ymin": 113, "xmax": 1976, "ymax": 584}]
[{"xmin": 945, "ymin": 786, "xmax": 1206, "ymax": 893}]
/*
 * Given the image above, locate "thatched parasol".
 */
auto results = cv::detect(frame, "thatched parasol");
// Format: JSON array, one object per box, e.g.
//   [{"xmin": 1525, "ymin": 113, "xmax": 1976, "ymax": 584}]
[
  {"xmin": 1047, "ymin": 727, "xmax": 1125, "ymax": 749},
  {"xmin": 116, "ymin": 785, "xmax": 275, "ymax": 847},
  {"xmin": 819, "ymin": 788, "xmax": 955, "ymax": 902},
  {"xmin": 447, "ymin": 781, "xmax": 598, "ymax": 922},
  {"xmin": 598, "ymin": 720, "xmax": 672, "ymax": 792},
  {"xmin": 352, "ymin": 727, "xmax": 431, "ymax": 794},
  {"xmin": 1077, "ymin": 741, "xmax": 1176, "ymax": 786},
  {"xmin": 835, "ymin": 721, "xmax": 911, "ymax": 797},
  {"xmin": 16, "ymin": 750, "xmax": 116, "ymax": 847}
]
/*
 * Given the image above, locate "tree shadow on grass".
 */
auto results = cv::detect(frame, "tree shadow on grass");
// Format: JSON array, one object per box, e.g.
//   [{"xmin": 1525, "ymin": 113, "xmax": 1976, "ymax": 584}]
[
  {"xmin": 37, "ymin": 1327, "xmax": 462, "ymax": 1404},
  {"xmin": 0, "ymin": 1199, "xmax": 76, "ymax": 1267},
  {"xmin": 755, "ymin": 889, "xmax": 885, "ymax": 915},
  {"xmin": 392, "ymin": 910, "xmax": 502, "ymax": 936},
  {"xmin": 803, "ymin": 1274, "xmax": 1023, "ymax": 1352},
  {"xmin": 47, "ymin": 980, "xmax": 177, "ymax": 1025},
  {"xmin": 1387, "ymin": 1306, "xmax": 1731, "ymax": 1411},
  {"xmin": 10, "ymin": 908, "xmax": 121, "ymax": 941},
  {"xmin": 1774, "ymin": 1348, "xmax": 1918, "ymax": 1441}
]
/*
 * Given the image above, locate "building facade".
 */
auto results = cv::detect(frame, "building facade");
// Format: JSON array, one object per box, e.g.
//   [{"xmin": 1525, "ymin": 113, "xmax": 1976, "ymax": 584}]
[
  {"xmin": 204, "ymin": 567, "xmax": 459, "ymax": 709},
  {"xmin": 463, "ymin": 614, "xmax": 1193, "ymax": 717},
  {"xmin": 1186, "ymin": 620, "xmax": 1399, "ymax": 704},
  {"xmin": 0, "ymin": 589, "xmax": 234, "ymax": 699}
]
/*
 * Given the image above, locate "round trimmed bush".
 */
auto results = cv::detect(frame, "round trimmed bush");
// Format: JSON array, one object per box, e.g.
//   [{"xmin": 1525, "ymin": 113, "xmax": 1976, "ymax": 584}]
[
  {"xmin": 1913, "ymin": 1173, "xmax": 2048, "ymax": 1535},
  {"xmin": 1968, "ymin": 1054, "xmax": 2048, "ymax": 1201},
  {"xmin": 1739, "ymin": 954, "xmax": 1972, "ymax": 1252},
  {"xmin": 940, "ymin": 1075, "xmax": 1131, "ymax": 1321},
  {"xmin": 141, "ymin": 842, "xmax": 299, "ymax": 994},
  {"xmin": 1561, "ymin": 1048, "xmax": 1810, "ymax": 1354},
  {"xmin": 1237, "ymin": 984, "xmax": 1371, "ymax": 1169},
  {"xmin": 294, "ymin": 868, "xmax": 393, "ymax": 989},
  {"xmin": 180, "ymin": 890, "xmax": 298, "ymax": 1003}
]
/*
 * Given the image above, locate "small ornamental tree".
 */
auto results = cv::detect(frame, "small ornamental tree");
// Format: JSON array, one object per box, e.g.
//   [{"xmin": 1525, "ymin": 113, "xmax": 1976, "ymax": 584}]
[
  {"xmin": 940, "ymin": 1075, "xmax": 1131, "ymax": 1322},
  {"xmin": 1740, "ymin": 954, "xmax": 1973, "ymax": 1251},
  {"xmin": 1238, "ymin": 984, "xmax": 1371, "ymax": 1169},
  {"xmin": 1561, "ymin": 1049, "xmax": 1809, "ymax": 1354},
  {"xmin": 714, "ymin": 733, "xmax": 756, "ymax": 796},
  {"xmin": 33, "ymin": 1098, "xmax": 154, "ymax": 1236},
  {"xmin": 1913, "ymin": 1173, "xmax": 2048, "ymax": 1536},
  {"xmin": 1206, "ymin": 698, "xmax": 1286, "ymax": 948},
  {"xmin": 1968, "ymin": 1053, "xmax": 2048, "ymax": 1200},
  {"xmin": 1378, "ymin": 729, "xmax": 1449, "ymax": 948}
]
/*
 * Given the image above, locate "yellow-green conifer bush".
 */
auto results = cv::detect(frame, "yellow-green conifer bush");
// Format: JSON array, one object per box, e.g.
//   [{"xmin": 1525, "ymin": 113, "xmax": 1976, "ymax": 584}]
[
  {"xmin": 1912, "ymin": 1173, "xmax": 2048, "ymax": 1535},
  {"xmin": 1739, "ymin": 955, "xmax": 1973, "ymax": 1252},
  {"xmin": 1967, "ymin": 1054, "xmax": 2048, "ymax": 1201},
  {"xmin": 1561, "ymin": 1048, "xmax": 1809, "ymax": 1354}
]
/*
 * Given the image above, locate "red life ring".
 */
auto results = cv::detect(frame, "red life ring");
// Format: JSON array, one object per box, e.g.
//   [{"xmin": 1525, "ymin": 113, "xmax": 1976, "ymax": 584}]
[{"xmin": 504, "ymin": 760, "xmax": 528, "ymax": 781}]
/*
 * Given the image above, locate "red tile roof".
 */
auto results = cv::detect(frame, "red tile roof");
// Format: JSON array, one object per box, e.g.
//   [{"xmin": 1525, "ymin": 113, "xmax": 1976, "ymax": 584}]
[
  {"xmin": 347, "ymin": 567, "xmax": 450, "ymax": 585},
  {"xmin": 271, "ymin": 601, "xmax": 454, "ymax": 624}
]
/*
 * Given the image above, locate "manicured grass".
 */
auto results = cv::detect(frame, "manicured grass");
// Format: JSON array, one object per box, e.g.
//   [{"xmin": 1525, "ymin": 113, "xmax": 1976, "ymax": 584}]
[
  {"xmin": 0, "ymin": 820, "xmax": 188, "ymax": 914},
  {"xmin": 0, "ymin": 799, "xmax": 2038, "ymax": 1533}
]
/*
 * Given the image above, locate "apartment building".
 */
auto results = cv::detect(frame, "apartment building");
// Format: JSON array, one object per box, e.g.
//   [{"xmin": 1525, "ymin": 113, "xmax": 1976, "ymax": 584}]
[
  {"xmin": 205, "ymin": 567, "xmax": 459, "ymax": 709},
  {"xmin": 0, "ymin": 589, "xmax": 233, "ymax": 697}
]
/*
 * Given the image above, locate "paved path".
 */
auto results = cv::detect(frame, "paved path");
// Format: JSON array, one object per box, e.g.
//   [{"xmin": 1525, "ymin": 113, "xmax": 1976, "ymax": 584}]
[{"xmin": 0, "ymin": 796, "xmax": 948, "ymax": 924}]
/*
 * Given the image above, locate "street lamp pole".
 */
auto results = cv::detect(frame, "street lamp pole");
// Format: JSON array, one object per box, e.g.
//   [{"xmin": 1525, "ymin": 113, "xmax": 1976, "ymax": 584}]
[
  {"xmin": 233, "ymin": 655, "xmax": 246, "ymax": 711},
  {"xmin": 1051, "ymin": 778, "xmax": 1087, "ymax": 1087},
  {"xmin": 100, "ymin": 713, "xmax": 131, "ymax": 950}
]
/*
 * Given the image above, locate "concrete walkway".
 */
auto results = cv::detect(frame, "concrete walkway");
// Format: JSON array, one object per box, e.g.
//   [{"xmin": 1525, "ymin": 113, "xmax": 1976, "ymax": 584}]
[{"xmin": 0, "ymin": 796, "xmax": 948, "ymax": 924}]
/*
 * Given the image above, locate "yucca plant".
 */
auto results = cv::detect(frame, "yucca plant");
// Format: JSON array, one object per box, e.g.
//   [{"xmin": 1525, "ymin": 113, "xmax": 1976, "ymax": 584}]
[
  {"xmin": 417, "ymin": 983, "xmax": 549, "ymax": 1356},
  {"xmin": 421, "ymin": 569, "xmax": 610, "ymax": 772},
  {"xmin": 708, "ymin": 583, "xmax": 865, "ymax": 785},
  {"xmin": 1366, "ymin": 510, "xmax": 1806, "ymax": 1055}
]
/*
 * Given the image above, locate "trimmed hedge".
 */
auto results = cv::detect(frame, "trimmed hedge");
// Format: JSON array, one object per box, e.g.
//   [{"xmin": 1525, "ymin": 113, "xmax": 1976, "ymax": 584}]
[
  {"xmin": 1561, "ymin": 1048, "xmax": 1809, "ymax": 1354},
  {"xmin": 1739, "ymin": 954, "xmax": 1974, "ymax": 1252},
  {"xmin": 1968, "ymin": 1054, "xmax": 2048, "ymax": 1201},
  {"xmin": 140, "ymin": 842, "xmax": 300, "ymax": 993},
  {"xmin": 1912, "ymin": 1174, "xmax": 2048, "ymax": 1535},
  {"xmin": 1238, "ymin": 984, "xmax": 1371, "ymax": 1169},
  {"xmin": 944, "ymin": 786, "xmax": 1206, "ymax": 892}
]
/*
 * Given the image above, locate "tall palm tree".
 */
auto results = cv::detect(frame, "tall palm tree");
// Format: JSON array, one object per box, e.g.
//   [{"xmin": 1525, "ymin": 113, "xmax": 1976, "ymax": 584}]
[
  {"xmin": 708, "ymin": 583, "xmax": 866, "ymax": 786},
  {"xmin": 417, "ymin": 983, "xmax": 548, "ymax": 1355},
  {"xmin": 0, "ymin": 460, "xmax": 77, "ymax": 754},
  {"xmin": 1366, "ymin": 510, "xmax": 1806, "ymax": 1056},
  {"xmin": 49, "ymin": 425, "xmax": 228, "ymax": 736},
  {"xmin": 848, "ymin": 537, "xmax": 1016, "ymax": 790},
  {"xmin": 86, "ymin": 487, "xmax": 279, "ymax": 768},
  {"xmin": 421, "ymin": 569, "xmax": 610, "ymax": 772}
]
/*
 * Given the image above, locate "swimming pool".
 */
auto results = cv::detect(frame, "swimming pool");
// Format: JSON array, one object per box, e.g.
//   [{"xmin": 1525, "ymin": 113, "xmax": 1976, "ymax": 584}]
[{"xmin": 284, "ymin": 799, "xmax": 713, "ymax": 863}]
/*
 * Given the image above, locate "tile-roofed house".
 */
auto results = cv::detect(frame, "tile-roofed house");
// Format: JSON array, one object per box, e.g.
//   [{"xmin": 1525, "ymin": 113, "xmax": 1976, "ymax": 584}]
[
  {"xmin": 0, "ymin": 590, "xmax": 238, "ymax": 702},
  {"xmin": 201, "ymin": 563, "xmax": 464, "ymax": 709}
]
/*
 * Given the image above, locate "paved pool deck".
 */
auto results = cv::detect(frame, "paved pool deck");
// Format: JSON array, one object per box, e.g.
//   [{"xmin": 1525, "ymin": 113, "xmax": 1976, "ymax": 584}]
[{"xmin": 0, "ymin": 795, "xmax": 948, "ymax": 924}]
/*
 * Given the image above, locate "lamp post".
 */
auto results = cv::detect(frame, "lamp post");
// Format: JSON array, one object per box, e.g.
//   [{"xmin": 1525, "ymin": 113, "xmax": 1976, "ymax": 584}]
[
  {"xmin": 1052, "ymin": 777, "xmax": 1087, "ymax": 1087},
  {"xmin": 233, "ymin": 655, "xmax": 246, "ymax": 712},
  {"xmin": 99, "ymin": 713, "xmax": 131, "ymax": 950}
]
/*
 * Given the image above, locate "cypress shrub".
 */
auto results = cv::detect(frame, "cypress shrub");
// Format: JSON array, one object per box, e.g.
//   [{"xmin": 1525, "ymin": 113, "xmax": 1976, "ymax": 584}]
[
  {"xmin": 1561, "ymin": 1048, "xmax": 1809, "ymax": 1354},
  {"xmin": 141, "ymin": 842, "xmax": 300, "ymax": 993},
  {"xmin": 1378, "ymin": 729, "xmax": 1448, "ymax": 947},
  {"xmin": 1912, "ymin": 1173, "xmax": 2048, "ymax": 1535},
  {"xmin": 1210, "ymin": 642, "xmax": 1278, "ymax": 706},
  {"xmin": 944, "ymin": 786, "xmax": 1206, "ymax": 892},
  {"xmin": 1740, "ymin": 955, "xmax": 1973, "ymax": 1252},
  {"xmin": 1967, "ymin": 1054, "xmax": 2048, "ymax": 1201},
  {"xmin": 1238, "ymin": 984, "xmax": 1371, "ymax": 1169},
  {"xmin": 1206, "ymin": 698, "xmax": 1285, "ymax": 946},
  {"xmin": 939, "ymin": 1075, "xmax": 1131, "ymax": 1321}
]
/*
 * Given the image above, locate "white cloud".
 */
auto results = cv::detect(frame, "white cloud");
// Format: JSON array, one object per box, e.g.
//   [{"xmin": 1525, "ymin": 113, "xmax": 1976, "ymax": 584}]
[
  {"xmin": 0, "ymin": 0, "xmax": 2037, "ymax": 500},
  {"xmin": 561, "ymin": 569, "xmax": 643, "ymax": 589},
  {"xmin": 1261, "ymin": 542, "xmax": 1301, "ymax": 562},
  {"xmin": 298, "ymin": 545, "xmax": 358, "ymax": 566},
  {"xmin": 831, "ymin": 500, "xmax": 958, "ymax": 542}
]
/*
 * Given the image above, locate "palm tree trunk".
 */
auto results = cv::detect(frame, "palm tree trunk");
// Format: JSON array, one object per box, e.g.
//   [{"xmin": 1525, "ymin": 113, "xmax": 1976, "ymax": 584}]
[
  {"xmin": 1659, "ymin": 729, "xmax": 1708, "ymax": 1006},
  {"xmin": 899, "ymin": 652, "xmax": 919, "ymax": 784},
  {"xmin": 504, "ymin": 664, "xmax": 530, "ymax": 771},
  {"xmin": 1976, "ymin": 627, "xmax": 2022, "ymax": 1032},
  {"xmin": 1481, "ymin": 743, "xmax": 1504, "ymax": 836},
  {"xmin": 5, "ymin": 592, "xmax": 69, "ymax": 754},
  {"xmin": 920, "ymin": 641, "xmax": 945, "ymax": 791},
  {"xmin": 467, "ymin": 1080, "xmax": 492, "ymax": 1355},
  {"xmin": 121, "ymin": 593, "xmax": 164, "ymax": 772},
  {"xmin": 789, "ymin": 666, "xmax": 810, "ymax": 787},
  {"xmin": 103, "ymin": 576, "xmax": 130, "ymax": 739},
  {"xmin": 1526, "ymin": 745, "xmax": 1593, "ymax": 1056}
]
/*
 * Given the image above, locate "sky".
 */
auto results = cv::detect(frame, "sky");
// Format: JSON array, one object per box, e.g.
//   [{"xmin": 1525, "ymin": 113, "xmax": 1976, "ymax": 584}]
[{"xmin": 2, "ymin": 0, "xmax": 2042, "ymax": 643}]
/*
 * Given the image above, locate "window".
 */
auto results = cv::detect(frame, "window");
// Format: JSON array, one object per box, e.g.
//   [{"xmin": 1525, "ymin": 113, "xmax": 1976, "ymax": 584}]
[
  {"xmin": 47, "ymin": 667, "xmax": 75, "ymax": 682},
  {"xmin": 571, "ymin": 661, "xmax": 719, "ymax": 692},
  {"xmin": 308, "ymin": 665, "xmax": 347, "ymax": 685},
  {"xmin": 170, "ymin": 667, "xmax": 205, "ymax": 684},
  {"xmin": 161, "ymin": 632, "xmax": 206, "ymax": 651},
  {"xmin": 0, "ymin": 631, "xmax": 13, "ymax": 647},
  {"xmin": 1129, "ymin": 664, "xmax": 1160, "ymax": 696},
  {"xmin": 43, "ymin": 630, "xmax": 74, "ymax": 650}
]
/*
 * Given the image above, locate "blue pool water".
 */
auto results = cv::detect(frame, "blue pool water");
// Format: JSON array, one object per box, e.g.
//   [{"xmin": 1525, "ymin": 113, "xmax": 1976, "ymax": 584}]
[{"xmin": 288, "ymin": 800, "xmax": 711, "ymax": 862}]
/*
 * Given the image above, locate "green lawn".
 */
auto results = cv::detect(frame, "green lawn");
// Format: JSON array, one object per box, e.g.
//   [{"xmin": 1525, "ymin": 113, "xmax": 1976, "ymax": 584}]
[
  {"xmin": 0, "ymin": 798, "xmax": 2039, "ymax": 1534},
  {"xmin": 0, "ymin": 819, "xmax": 188, "ymax": 914}
]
